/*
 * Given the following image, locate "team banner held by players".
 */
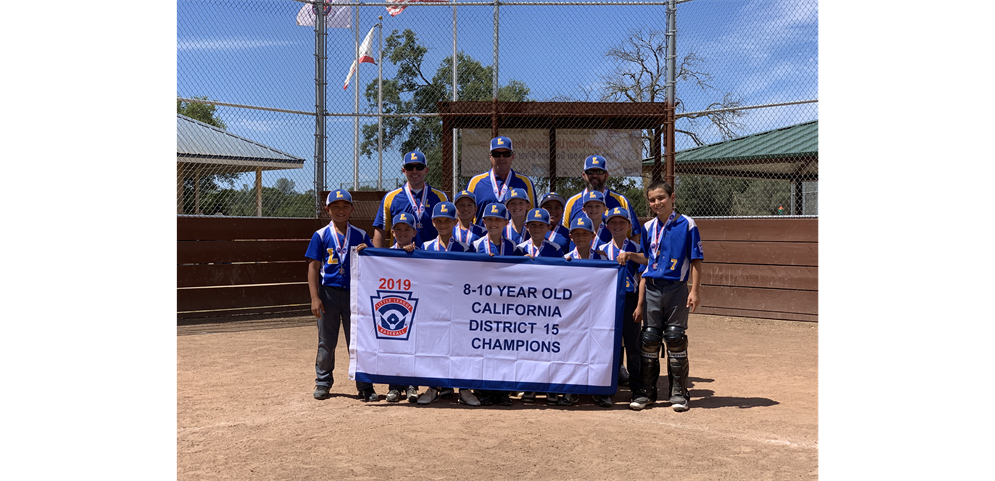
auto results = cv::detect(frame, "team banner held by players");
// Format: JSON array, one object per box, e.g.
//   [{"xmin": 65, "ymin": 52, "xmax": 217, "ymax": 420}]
[{"xmin": 349, "ymin": 249, "xmax": 624, "ymax": 395}]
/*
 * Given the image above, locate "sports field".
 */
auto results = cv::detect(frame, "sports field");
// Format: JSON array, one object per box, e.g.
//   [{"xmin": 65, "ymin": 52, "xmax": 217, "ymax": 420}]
[{"xmin": 177, "ymin": 314, "xmax": 817, "ymax": 480}]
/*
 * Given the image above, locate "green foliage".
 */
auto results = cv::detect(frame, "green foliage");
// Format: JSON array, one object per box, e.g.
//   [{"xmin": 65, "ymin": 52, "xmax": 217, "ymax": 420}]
[
  {"xmin": 675, "ymin": 176, "xmax": 789, "ymax": 217},
  {"xmin": 194, "ymin": 185, "xmax": 318, "ymax": 218},
  {"xmin": 177, "ymin": 96, "xmax": 227, "ymax": 129},
  {"xmin": 360, "ymin": 29, "xmax": 531, "ymax": 188}
]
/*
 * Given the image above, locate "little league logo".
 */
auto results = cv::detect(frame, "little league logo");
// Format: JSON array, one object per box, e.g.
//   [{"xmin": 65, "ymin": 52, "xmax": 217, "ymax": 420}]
[{"xmin": 370, "ymin": 291, "xmax": 419, "ymax": 340}]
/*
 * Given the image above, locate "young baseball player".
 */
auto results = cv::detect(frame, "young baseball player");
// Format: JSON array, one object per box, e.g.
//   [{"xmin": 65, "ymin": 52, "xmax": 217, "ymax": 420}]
[
  {"xmin": 472, "ymin": 203, "xmax": 523, "ymax": 406},
  {"xmin": 385, "ymin": 213, "xmax": 420, "ymax": 403},
  {"xmin": 418, "ymin": 202, "xmax": 480, "ymax": 406},
  {"xmin": 581, "ymin": 190, "xmax": 614, "ymax": 245},
  {"xmin": 305, "ymin": 189, "xmax": 379, "ymax": 403},
  {"xmin": 453, "ymin": 189, "xmax": 486, "ymax": 246},
  {"xmin": 514, "ymin": 207, "xmax": 563, "ymax": 404},
  {"xmin": 539, "ymin": 192, "xmax": 571, "ymax": 255},
  {"xmin": 629, "ymin": 180, "xmax": 703, "ymax": 412},
  {"xmin": 593, "ymin": 206, "xmax": 644, "ymax": 408},
  {"xmin": 502, "ymin": 187, "xmax": 531, "ymax": 245}
]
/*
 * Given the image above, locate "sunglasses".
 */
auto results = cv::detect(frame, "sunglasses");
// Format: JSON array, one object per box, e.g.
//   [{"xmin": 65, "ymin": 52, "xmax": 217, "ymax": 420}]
[
  {"xmin": 490, "ymin": 151, "xmax": 514, "ymax": 158},
  {"xmin": 585, "ymin": 169, "xmax": 607, "ymax": 176},
  {"xmin": 403, "ymin": 163, "xmax": 426, "ymax": 171}
]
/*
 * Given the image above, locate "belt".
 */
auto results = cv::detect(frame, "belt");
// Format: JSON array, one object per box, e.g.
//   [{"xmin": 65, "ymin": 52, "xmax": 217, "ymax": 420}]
[{"xmin": 644, "ymin": 277, "xmax": 682, "ymax": 287}]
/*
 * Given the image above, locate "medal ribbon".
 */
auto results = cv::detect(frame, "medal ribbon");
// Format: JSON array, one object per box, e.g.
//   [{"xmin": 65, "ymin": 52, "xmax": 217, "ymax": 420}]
[
  {"xmin": 403, "ymin": 183, "xmax": 429, "ymax": 226},
  {"xmin": 432, "ymin": 236, "xmax": 448, "ymax": 252},
  {"xmin": 489, "ymin": 169, "xmax": 514, "ymax": 202},
  {"xmin": 329, "ymin": 223, "xmax": 353, "ymax": 268},
  {"xmin": 484, "ymin": 237, "xmax": 502, "ymax": 256},
  {"xmin": 649, "ymin": 211, "xmax": 677, "ymax": 267}
]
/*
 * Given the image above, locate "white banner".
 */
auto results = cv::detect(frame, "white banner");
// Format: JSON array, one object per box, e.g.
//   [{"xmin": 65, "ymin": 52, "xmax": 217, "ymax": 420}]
[
  {"xmin": 349, "ymin": 248, "xmax": 624, "ymax": 394},
  {"xmin": 460, "ymin": 129, "xmax": 644, "ymax": 178}
]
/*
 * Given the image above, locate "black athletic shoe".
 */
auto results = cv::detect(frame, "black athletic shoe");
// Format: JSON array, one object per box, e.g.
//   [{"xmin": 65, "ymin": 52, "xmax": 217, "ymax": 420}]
[
  {"xmin": 313, "ymin": 385, "xmax": 331, "ymax": 400},
  {"xmin": 497, "ymin": 393, "xmax": 513, "ymax": 406},
  {"xmin": 439, "ymin": 387, "xmax": 455, "ymax": 399},
  {"xmin": 619, "ymin": 365, "xmax": 630, "ymax": 386},
  {"xmin": 670, "ymin": 386, "xmax": 689, "ymax": 412},
  {"xmin": 593, "ymin": 395, "xmax": 613, "ymax": 408},
  {"xmin": 360, "ymin": 388, "xmax": 379, "ymax": 402},
  {"xmin": 545, "ymin": 393, "xmax": 559, "ymax": 405},
  {"xmin": 521, "ymin": 392, "xmax": 536, "ymax": 403},
  {"xmin": 629, "ymin": 391, "xmax": 651, "ymax": 411},
  {"xmin": 479, "ymin": 392, "xmax": 495, "ymax": 406},
  {"xmin": 557, "ymin": 393, "xmax": 579, "ymax": 406},
  {"xmin": 406, "ymin": 385, "xmax": 419, "ymax": 403}
]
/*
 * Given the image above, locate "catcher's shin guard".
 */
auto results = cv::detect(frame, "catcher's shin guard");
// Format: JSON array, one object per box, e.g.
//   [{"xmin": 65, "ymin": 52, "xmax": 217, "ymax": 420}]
[
  {"xmin": 639, "ymin": 326, "xmax": 664, "ymax": 399},
  {"xmin": 663, "ymin": 326, "xmax": 689, "ymax": 405}
]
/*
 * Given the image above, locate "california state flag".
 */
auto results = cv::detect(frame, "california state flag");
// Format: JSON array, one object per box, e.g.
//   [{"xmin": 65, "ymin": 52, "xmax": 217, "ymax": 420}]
[{"xmin": 343, "ymin": 26, "xmax": 377, "ymax": 90}]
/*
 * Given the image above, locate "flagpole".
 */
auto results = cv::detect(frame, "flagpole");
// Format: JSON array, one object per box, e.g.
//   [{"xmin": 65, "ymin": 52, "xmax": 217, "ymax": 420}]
[
  {"xmin": 452, "ymin": 1, "xmax": 458, "ymax": 195},
  {"xmin": 353, "ymin": 6, "xmax": 360, "ymax": 190},
  {"xmin": 315, "ymin": 0, "xmax": 327, "ymax": 217},
  {"xmin": 377, "ymin": 16, "xmax": 383, "ymax": 190}
]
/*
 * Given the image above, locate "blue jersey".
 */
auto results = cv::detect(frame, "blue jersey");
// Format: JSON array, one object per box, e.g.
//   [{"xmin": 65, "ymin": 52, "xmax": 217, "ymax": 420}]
[
  {"xmin": 562, "ymin": 223, "xmax": 612, "ymax": 254},
  {"xmin": 373, "ymin": 183, "xmax": 449, "ymax": 246},
  {"xmin": 304, "ymin": 223, "xmax": 373, "ymax": 288},
  {"xmin": 452, "ymin": 223, "xmax": 486, "ymax": 245},
  {"xmin": 563, "ymin": 188, "xmax": 643, "ymax": 239},
  {"xmin": 517, "ymin": 238, "xmax": 563, "ymax": 258},
  {"xmin": 465, "ymin": 169, "xmax": 537, "ymax": 226},
  {"xmin": 545, "ymin": 230, "xmax": 570, "ymax": 256},
  {"xmin": 638, "ymin": 214, "xmax": 703, "ymax": 282},
  {"xmin": 473, "ymin": 236, "xmax": 523, "ymax": 256},
  {"xmin": 602, "ymin": 238, "xmax": 642, "ymax": 293},
  {"xmin": 423, "ymin": 236, "xmax": 472, "ymax": 253},
  {"xmin": 504, "ymin": 222, "xmax": 527, "ymax": 245}
]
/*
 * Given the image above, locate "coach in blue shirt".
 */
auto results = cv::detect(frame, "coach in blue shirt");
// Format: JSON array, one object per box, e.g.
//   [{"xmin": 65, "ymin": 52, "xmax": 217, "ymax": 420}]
[
  {"xmin": 372, "ymin": 151, "xmax": 449, "ymax": 247},
  {"xmin": 464, "ymin": 136, "xmax": 538, "ymax": 226}
]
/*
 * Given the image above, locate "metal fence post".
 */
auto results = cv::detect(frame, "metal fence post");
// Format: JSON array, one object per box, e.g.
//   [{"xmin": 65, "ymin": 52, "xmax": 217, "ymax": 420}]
[
  {"xmin": 314, "ymin": 0, "xmax": 327, "ymax": 217},
  {"xmin": 665, "ymin": 0, "xmax": 677, "ymax": 189}
]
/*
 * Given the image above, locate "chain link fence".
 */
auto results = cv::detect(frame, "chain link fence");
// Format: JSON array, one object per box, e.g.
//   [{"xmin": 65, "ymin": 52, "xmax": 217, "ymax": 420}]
[{"xmin": 177, "ymin": 0, "xmax": 817, "ymax": 218}]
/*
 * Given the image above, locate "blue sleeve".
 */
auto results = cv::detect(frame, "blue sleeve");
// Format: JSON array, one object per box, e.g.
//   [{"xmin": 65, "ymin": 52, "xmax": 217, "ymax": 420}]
[
  {"xmin": 372, "ymin": 196, "xmax": 388, "ymax": 229},
  {"xmin": 363, "ymin": 232, "xmax": 374, "ymax": 247},
  {"xmin": 629, "ymin": 210, "xmax": 643, "ymax": 237},
  {"xmin": 637, "ymin": 229, "xmax": 651, "ymax": 274},
  {"xmin": 689, "ymin": 223, "xmax": 703, "ymax": 260},
  {"xmin": 305, "ymin": 232, "xmax": 323, "ymax": 261}
]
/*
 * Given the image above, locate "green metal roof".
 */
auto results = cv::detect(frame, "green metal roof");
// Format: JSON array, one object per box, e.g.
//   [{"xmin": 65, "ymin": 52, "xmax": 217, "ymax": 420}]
[
  {"xmin": 642, "ymin": 120, "xmax": 818, "ymax": 181},
  {"xmin": 676, "ymin": 120, "xmax": 817, "ymax": 164}
]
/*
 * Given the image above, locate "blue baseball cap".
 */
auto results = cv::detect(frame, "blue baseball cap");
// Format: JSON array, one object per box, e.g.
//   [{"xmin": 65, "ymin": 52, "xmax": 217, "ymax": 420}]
[
  {"xmin": 490, "ymin": 136, "xmax": 513, "ymax": 152},
  {"xmin": 539, "ymin": 192, "xmax": 566, "ymax": 209},
  {"xmin": 326, "ymin": 189, "xmax": 353, "ymax": 205},
  {"xmin": 582, "ymin": 190, "xmax": 606, "ymax": 206},
  {"xmin": 569, "ymin": 215, "xmax": 595, "ymax": 234},
  {"xmin": 525, "ymin": 208, "xmax": 551, "ymax": 225},
  {"xmin": 403, "ymin": 151, "xmax": 426, "ymax": 166},
  {"xmin": 504, "ymin": 188, "xmax": 530, "ymax": 205},
  {"xmin": 392, "ymin": 212, "xmax": 417, "ymax": 228},
  {"xmin": 604, "ymin": 206, "xmax": 631, "ymax": 223},
  {"xmin": 432, "ymin": 201, "xmax": 458, "ymax": 220},
  {"xmin": 454, "ymin": 189, "xmax": 476, "ymax": 204},
  {"xmin": 482, "ymin": 202, "xmax": 510, "ymax": 220},
  {"xmin": 584, "ymin": 155, "xmax": 607, "ymax": 172}
]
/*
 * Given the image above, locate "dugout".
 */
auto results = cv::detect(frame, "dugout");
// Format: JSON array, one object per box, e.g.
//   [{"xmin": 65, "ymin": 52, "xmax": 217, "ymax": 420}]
[
  {"xmin": 438, "ymin": 101, "xmax": 675, "ymax": 197},
  {"xmin": 176, "ymin": 114, "xmax": 306, "ymax": 216}
]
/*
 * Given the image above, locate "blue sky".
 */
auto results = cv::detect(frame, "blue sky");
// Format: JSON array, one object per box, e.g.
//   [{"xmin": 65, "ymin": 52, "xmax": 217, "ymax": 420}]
[{"xmin": 177, "ymin": 0, "xmax": 818, "ymax": 192}]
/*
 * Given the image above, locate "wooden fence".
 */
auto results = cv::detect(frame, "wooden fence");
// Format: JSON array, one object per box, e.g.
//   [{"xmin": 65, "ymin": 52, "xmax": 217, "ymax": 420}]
[{"xmin": 178, "ymin": 212, "xmax": 816, "ymax": 322}]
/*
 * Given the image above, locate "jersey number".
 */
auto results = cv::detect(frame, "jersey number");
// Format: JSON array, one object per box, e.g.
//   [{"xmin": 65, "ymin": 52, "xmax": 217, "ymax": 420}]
[{"xmin": 670, "ymin": 258, "xmax": 678, "ymax": 270}]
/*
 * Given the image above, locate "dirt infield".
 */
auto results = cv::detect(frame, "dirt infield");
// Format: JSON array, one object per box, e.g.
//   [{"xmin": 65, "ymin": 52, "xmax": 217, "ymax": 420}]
[{"xmin": 177, "ymin": 314, "xmax": 817, "ymax": 480}]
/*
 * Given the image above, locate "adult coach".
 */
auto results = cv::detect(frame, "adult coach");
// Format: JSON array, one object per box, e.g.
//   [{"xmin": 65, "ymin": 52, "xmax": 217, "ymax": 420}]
[
  {"xmin": 372, "ymin": 151, "xmax": 449, "ymax": 248},
  {"xmin": 562, "ymin": 155, "xmax": 643, "ymax": 244},
  {"xmin": 464, "ymin": 136, "xmax": 537, "ymax": 226}
]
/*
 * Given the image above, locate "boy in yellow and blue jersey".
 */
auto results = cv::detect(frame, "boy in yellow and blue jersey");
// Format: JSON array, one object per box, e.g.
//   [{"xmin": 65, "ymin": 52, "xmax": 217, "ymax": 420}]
[
  {"xmin": 539, "ymin": 192, "xmax": 571, "ymax": 255},
  {"xmin": 453, "ymin": 189, "xmax": 486, "ymax": 245},
  {"xmin": 385, "ymin": 213, "xmax": 420, "ymax": 402},
  {"xmin": 502, "ymin": 187, "xmax": 531, "ymax": 244}
]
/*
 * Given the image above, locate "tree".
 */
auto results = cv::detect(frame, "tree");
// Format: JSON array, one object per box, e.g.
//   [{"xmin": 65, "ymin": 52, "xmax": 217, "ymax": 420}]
[
  {"xmin": 360, "ymin": 29, "xmax": 531, "ymax": 188},
  {"xmin": 599, "ymin": 27, "xmax": 745, "ymax": 148},
  {"xmin": 177, "ymin": 96, "xmax": 240, "ymax": 214},
  {"xmin": 177, "ymin": 96, "xmax": 227, "ymax": 130},
  {"xmin": 274, "ymin": 178, "xmax": 295, "ymax": 195}
]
